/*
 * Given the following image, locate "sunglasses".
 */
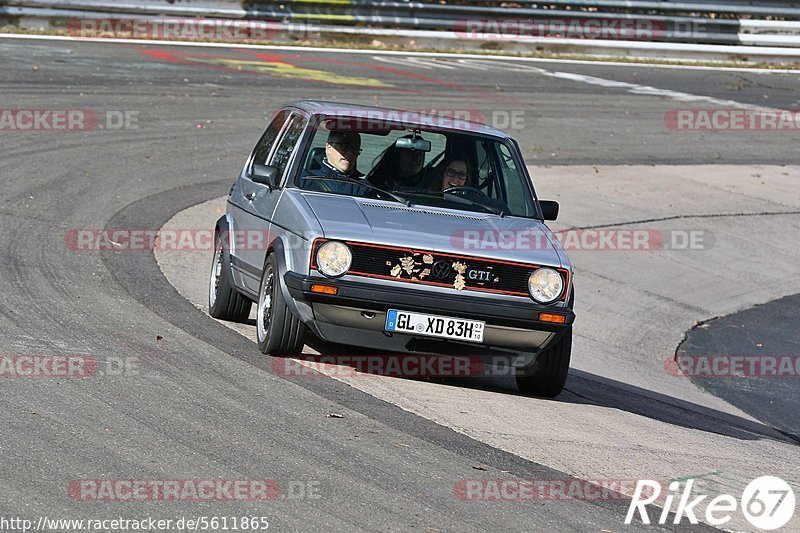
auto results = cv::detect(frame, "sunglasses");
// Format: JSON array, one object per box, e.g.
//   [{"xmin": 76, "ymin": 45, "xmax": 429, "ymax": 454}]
[
  {"xmin": 330, "ymin": 141, "xmax": 362, "ymax": 154},
  {"xmin": 444, "ymin": 168, "xmax": 470, "ymax": 180}
]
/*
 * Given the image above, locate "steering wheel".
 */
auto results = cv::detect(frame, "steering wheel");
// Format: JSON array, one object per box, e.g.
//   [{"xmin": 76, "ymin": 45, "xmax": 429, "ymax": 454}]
[{"xmin": 443, "ymin": 185, "xmax": 485, "ymax": 196}]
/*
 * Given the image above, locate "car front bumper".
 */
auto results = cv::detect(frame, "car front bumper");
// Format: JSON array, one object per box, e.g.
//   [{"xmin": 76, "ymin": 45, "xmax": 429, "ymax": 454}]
[{"xmin": 284, "ymin": 272, "xmax": 573, "ymax": 354}]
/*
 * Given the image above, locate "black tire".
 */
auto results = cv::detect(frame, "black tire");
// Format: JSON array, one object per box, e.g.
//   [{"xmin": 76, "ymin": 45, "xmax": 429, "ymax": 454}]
[
  {"xmin": 256, "ymin": 254, "xmax": 306, "ymax": 355},
  {"xmin": 208, "ymin": 231, "xmax": 252, "ymax": 322},
  {"xmin": 516, "ymin": 327, "xmax": 572, "ymax": 398}
]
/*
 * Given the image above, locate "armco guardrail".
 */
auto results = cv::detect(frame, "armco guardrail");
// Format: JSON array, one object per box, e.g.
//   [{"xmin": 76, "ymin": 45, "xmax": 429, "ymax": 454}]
[
  {"xmin": 3, "ymin": 1, "xmax": 245, "ymax": 17},
  {"xmin": 2, "ymin": 0, "xmax": 800, "ymax": 55}
]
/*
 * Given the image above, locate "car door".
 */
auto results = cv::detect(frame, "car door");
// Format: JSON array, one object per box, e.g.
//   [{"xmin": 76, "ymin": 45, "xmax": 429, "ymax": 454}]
[{"xmin": 229, "ymin": 110, "xmax": 309, "ymax": 294}]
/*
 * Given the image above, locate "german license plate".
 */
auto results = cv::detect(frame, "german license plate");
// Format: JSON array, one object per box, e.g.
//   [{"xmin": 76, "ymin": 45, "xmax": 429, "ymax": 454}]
[{"xmin": 385, "ymin": 309, "xmax": 485, "ymax": 343}]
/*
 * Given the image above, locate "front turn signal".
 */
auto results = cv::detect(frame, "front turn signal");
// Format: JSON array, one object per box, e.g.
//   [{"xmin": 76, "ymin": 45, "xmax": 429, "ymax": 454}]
[
  {"xmin": 538, "ymin": 312, "xmax": 566, "ymax": 324},
  {"xmin": 311, "ymin": 284, "xmax": 338, "ymax": 295}
]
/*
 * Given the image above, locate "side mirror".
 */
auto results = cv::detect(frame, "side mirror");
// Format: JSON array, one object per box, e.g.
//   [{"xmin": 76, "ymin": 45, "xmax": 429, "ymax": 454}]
[
  {"xmin": 252, "ymin": 164, "xmax": 279, "ymax": 188},
  {"xmin": 539, "ymin": 200, "xmax": 559, "ymax": 221}
]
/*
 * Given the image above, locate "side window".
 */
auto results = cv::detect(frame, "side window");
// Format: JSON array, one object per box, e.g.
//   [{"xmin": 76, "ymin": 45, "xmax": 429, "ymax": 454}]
[
  {"xmin": 497, "ymin": 143, "xmax": 532, "ymax": 216},
  {"xmin": 269, "ymin": 114, "xmax": 307, "ymax": 183},
  {"xmin": 427, "ymin": 134, "xmax": 447, "ymax": 164},
  {"xmin": 478, "ymin": 140, "xmax": 504, "ymax": 200},
  {"xmin": 476, "ymin": 141, "xmax": 491, "ymax": 183},
  {"xmin": 251, "ymin": 111, "xmax": 290, "ymax": 171}
]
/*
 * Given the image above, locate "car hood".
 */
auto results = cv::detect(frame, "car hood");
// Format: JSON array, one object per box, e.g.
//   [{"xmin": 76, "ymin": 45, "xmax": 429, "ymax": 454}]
[{"xmin": 301, "ymin": 193, "xmax": 564, "ymax": 267}]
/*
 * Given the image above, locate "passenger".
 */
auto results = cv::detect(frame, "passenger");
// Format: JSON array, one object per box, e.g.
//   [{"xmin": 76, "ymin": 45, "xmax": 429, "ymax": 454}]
[{"xmin": 367, "ymin": 136, "xmax": 426, "ymax": 190}]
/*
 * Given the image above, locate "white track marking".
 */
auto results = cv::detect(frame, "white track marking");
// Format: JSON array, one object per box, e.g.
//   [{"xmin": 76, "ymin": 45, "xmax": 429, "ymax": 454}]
[
  {"xmin": 373, "ymin": 54, "xmax": 783, "ymax": 111},
  {"xmin": 373, "ymin": 56, "xmax": 787, "ymax": 111},
  {"xmin": 408, "ymin": 58, "xmax": 457, "ymax": 69},
  {"xmin": 372, "ymin": 56, "xmax": 434, "ymax": 69},
  {"xmin": 451, "ymin": 59, "xmax": 490, "ymax": 71},
  {"xmin": 538, "ymin": 70, "xmax": 779, "ymax": 110},
  {"xmin": 376, "ymin": 56, "xmax": 547, "ymax": 74},
  {"xmin": 454, "ymin": 58, "xmax": 547, "ymax": 72},
  {"xmin": 374, "ymin": 56, "xmax": 457, "ymax": 69}
]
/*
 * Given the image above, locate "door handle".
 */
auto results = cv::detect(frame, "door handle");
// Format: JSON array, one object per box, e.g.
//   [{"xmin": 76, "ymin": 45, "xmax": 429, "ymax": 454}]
[{"xmin": 245, "ymin": 192, "xmax": 256, "ymax": 201}]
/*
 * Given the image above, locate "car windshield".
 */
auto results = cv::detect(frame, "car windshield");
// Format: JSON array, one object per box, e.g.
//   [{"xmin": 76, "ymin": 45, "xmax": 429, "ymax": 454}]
[{"xmin": 295, "ymin": 118, "xmax": 538, "ymax": 218}]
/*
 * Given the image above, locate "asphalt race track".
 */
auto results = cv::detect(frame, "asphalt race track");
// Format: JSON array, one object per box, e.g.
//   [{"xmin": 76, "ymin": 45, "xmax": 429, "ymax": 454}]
[
  {"xmin": 679, "ymin": 293, "xmax": 800, "ymax": 440},
  {"xmin": 1, "ymin": 36, "xmax": 799, "ymax": 532}
]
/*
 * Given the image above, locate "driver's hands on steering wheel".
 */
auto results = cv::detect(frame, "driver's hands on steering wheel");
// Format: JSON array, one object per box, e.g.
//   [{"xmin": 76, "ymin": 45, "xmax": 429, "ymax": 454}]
[{"xmin": 442, "ymin": 185, "xmax": 485, "ymax": 196}]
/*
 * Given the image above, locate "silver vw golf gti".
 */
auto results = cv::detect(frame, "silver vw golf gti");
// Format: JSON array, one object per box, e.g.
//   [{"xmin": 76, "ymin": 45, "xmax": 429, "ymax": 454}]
[{"xmin": 208, "ymin": 101, "xmax": 575, "ymax": 397}]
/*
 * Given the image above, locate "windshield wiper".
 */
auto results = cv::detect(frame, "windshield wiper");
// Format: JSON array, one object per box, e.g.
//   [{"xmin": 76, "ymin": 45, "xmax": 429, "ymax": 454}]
[
  {"xmin": 300, "ymin": 176, "xmax": 411, "ymax": 207},
  {"xmin": 389, "ymin": 187, "xmax": 505, "ymax": 216},
  {"xmin": 442, "ymin": 192, "xmax": 506, "ymax": 217}
]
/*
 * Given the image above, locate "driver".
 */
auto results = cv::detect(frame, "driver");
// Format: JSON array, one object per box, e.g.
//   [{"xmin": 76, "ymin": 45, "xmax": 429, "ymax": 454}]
[{"xmin": 300, "ymin": 131, "xmax": 368, "ymax": 195}]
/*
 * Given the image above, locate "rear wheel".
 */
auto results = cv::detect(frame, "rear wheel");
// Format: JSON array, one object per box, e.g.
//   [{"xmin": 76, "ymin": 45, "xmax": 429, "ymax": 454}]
[
  {"xmin": 256, "ymin": 254, "xmax": 306, "ymax": 355},
  {"xmin": 516, "ymin": 327, "xmax": 572, "ymax": 398},
  {"xmin": 208, "ymin": 232, "xmax": 251, "ymax": 322}
]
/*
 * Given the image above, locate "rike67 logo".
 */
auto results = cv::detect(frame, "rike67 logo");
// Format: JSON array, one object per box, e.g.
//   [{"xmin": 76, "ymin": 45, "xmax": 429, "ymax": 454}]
[{"xmin": 626, "ymin": 476, "xmax": 796, "ymax": 530}]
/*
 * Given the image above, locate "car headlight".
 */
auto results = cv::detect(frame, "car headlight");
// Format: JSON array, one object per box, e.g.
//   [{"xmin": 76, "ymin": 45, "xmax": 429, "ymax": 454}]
[
  {"xmin": 528, "ymin": 267, "xmax": 564, "ymax": 304},
  {"xmin": 316, "ymin": 241, "xmax": 352, "ymax": 277}
]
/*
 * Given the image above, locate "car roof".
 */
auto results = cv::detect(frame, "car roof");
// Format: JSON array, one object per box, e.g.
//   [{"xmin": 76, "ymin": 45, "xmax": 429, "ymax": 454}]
[{"xmin": 283, "ymin": 100, "xmax": 511, "ymax": 138}]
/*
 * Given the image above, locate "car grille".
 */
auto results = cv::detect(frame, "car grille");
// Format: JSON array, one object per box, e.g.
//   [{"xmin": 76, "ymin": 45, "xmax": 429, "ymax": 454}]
[{"xmin": 312, "ymin": 239, "xmax": 568, "ymax": 300}]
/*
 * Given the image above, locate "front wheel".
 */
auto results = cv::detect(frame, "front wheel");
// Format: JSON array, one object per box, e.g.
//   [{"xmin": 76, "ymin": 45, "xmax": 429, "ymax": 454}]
[
  {"xmin": 516, "ymin": 327, "xmax": 572, "ymax": 398},
  {"xmin": 208, "ymin": 232, "xmax": 252, "ymax": 322},
  {"xmin": 256, "ymin": 254, "xmax": 306, "ymax": 355}
]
